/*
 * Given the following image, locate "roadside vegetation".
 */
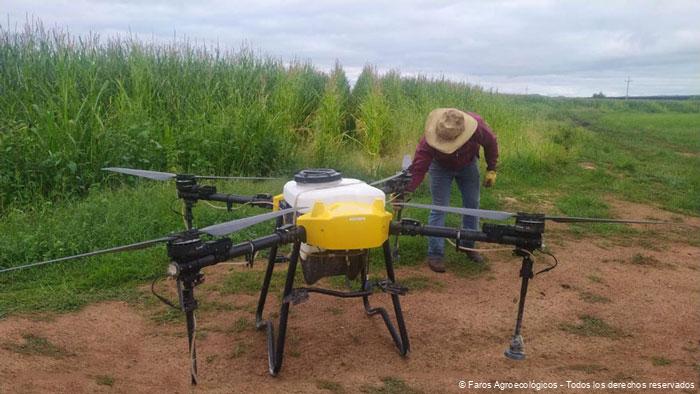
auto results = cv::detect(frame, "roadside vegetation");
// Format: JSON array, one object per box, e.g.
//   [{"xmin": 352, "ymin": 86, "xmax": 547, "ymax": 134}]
[{"xmin": 1, "ymin": 22, "xmax": 698, "ymax": 315}]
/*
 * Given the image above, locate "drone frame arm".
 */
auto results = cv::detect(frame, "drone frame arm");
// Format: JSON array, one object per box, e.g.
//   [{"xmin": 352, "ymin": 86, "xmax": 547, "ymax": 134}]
[
  {"xmin": 390, "ymin": 217, "xmax": 544, "ymax": 361},
  {"xmin": 203, "ymin": 193, "xmax": 274, "ymax": 210},
  {"xmin": 164, "ymin": 225, "xmax": 305, "ymax": 384},
  {"xmin": 172, "ymin": 225, "xmax": 304, "ymax": 275},
  {"xmin": 175, "ymin": 177, "xmax": 273, "ymax": 210},
  {"xmin": 389, "ymin": 219, "xmax": 543, "ymax": 250}
]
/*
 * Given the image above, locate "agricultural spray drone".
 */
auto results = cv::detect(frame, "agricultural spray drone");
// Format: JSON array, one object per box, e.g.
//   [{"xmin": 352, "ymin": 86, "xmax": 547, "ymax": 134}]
[{"xmin": 2, "ymin": 163, "xmax": 666, "ymax": 386}]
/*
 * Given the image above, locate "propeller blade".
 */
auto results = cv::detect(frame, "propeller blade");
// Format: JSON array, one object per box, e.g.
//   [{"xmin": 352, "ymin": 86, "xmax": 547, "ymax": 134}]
[
  {"xmin": 195, "ymin": 175, "xmax": 279, "ymax": 181},
  {"xmin": 199, "ymin": 207, "xmax": 300, "ymax": 237},
  {"xmin": 103, "ymin": 167, "xmax": 176, "ymax": 181},
  {"xmin": 104, "ymin": 167, "xmax": 277, "ymax": 182},
  {"xmin": 395, "ymin": 202, "xmax": 670, "ymax": 225},
  {"xmin": 370, "ymin": 173, "xmax": 403, "ymax": 186},
  {"xmin": 0, "ymin": 237, "xmax": 173, "ymax": 274},
  {"xmin": 544, "ymin": 216, "xmax": 669, "ymax": 224},
  {"xmin": 402, "ymin": 154, "xmax": 412, "ymax": 171},
  {"xmin": 394, "ymin": 203, "xmax": 673, "ymax": 224},
  {"xmin": 395, "ymin": 202, "xmax": 516, "ymax": 221},
  {"xmin": 370, "ymin": 155, "xmax": 413, "ymax": 186}
]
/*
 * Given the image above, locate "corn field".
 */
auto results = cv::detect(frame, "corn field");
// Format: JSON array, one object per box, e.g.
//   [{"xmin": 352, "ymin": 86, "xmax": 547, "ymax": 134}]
[{"xmin": 2, "ymin": 22, "xmax": 697, "ymax": 211}]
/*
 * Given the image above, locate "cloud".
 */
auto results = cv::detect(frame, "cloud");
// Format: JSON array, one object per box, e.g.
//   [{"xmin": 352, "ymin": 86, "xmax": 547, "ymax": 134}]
[{"xmin": 4, "ymin": 0, "xmax": 699, "ymax": 96}]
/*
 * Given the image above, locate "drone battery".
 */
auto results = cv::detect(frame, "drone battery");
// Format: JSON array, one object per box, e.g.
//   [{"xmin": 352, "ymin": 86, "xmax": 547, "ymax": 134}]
[{"xmin": 300, "ymin": 249, "xmax": 368, "ymax": 285}]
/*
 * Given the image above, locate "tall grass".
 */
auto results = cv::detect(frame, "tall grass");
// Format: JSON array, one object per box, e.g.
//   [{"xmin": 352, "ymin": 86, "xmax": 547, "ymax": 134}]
[
  {"xmin": 310, "ymin": 62, "xmax": 349, "ymax": 167},
  {"xmin": 0, "ymin": 22, "xmax": 326, "ymax": 209},
  {"xmin": 2, "ymin": 20, "xmax": 698, "ymax": 213},
  {"xmin": 354, "ymin": 67, "xmax": 393, "ymax": 162}
]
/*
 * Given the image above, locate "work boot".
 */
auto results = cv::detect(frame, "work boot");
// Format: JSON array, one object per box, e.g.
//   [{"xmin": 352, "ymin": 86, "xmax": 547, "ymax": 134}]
[
  {"xmin": 426, "ymin": 256, "xmax": 445, "ymax": 273},
  {"xmin": 466, "ymin": 251, "xmax": 485, "ymax": 264}
]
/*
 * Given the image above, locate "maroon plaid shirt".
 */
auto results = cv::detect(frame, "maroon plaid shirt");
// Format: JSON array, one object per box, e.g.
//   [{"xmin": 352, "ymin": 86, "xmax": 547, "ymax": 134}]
[{"xmin": 407, "ymin": 112, "xmax": 499, "ymax": 192}]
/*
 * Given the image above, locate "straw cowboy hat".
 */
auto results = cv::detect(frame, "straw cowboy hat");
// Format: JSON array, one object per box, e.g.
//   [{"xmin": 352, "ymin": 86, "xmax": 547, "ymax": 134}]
[{"xmin": 424, "ymin": 108, "xmax": 478, "ymax": 154}]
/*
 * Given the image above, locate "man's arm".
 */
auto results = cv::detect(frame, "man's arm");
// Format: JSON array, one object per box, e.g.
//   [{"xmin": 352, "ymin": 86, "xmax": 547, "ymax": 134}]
[
  {"xmin": 406, "ymin": 137, "xmax": 434, "ymax": 192},
  {"xmin": 478, "ymin": 120, "xmax": 499, "ymax": 171}
]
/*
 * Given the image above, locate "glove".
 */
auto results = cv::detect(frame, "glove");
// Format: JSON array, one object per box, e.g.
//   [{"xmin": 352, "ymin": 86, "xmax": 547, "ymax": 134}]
[{"xmin": 483, "ymin": 170, "xmax": 497, "ymax": 188}]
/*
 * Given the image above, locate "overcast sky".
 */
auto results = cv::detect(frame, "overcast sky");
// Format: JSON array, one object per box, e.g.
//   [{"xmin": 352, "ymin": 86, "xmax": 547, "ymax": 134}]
[{"xmin": 4, "ymin": 0, "xmax": 699, "ymax": 96}]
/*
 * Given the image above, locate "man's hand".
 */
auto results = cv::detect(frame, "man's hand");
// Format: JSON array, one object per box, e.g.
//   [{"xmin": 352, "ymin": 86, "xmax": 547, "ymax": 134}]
[{"xmin": 483, "ymin": 170, "xmax": 497, "ymax": 188}]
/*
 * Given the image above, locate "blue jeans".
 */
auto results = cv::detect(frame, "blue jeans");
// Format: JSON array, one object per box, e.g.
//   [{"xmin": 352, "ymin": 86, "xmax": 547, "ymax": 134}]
[{"xmin": 427, "ymin": 159, "xmax": 480, "ymax": 258}]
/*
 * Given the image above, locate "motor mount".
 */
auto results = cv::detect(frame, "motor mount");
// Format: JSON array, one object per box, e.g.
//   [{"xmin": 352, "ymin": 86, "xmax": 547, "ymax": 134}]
[{"xmin": 167, "ymin": 235, "xmax": 233, "ymax": 274}]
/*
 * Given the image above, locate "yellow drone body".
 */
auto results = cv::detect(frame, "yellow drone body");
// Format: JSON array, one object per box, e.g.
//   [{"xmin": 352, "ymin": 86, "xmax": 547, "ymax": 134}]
[{"xmin": 296, "ymin": 199, "xmax": 392, "ymax": 250}]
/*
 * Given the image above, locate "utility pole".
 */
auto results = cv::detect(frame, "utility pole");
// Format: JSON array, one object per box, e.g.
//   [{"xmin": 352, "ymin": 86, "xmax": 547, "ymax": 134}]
[{"xmin": 625, "ymin": 76, "xmax": 632, "ymax": 99}]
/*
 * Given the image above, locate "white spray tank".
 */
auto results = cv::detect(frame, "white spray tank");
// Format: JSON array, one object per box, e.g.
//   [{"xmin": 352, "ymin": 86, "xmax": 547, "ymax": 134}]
[{"xmin": 282, "ymin": 169, "xmax": 386, "ymax": 261}]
